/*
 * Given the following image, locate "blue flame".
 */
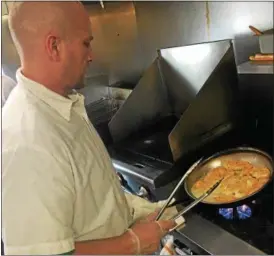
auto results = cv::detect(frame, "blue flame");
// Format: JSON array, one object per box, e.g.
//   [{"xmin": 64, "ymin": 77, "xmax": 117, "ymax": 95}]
[
  {"xmin": 218, "ymin": 205, "xmax": 252, "ymax": 220},
  {"xmin": 236, "ymin": 205, "xmax": 252, "ymax": 219},
  {"xmin": 218, "ymin": 208, "xmax": 233, "ymax": 219}
]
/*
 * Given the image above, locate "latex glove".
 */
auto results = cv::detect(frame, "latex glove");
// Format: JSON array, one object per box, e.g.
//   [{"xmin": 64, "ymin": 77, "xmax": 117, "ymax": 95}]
[{"xmin": 160, "ymin": 235, "xmax": 176, "ymax": 255}]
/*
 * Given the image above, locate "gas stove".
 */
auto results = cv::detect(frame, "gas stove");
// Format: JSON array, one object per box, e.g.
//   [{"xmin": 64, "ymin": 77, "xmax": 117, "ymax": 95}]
[
  {"xmin": 178, "ymin": 180, "xmax": 273, "ymax": 254},
  {"xmin": 109, "ymin": 114, "xmax": 273, "ymax": 254},
  {"xmin": 110, "ymin": 115, "xmax": 177, "ymax": 163}
]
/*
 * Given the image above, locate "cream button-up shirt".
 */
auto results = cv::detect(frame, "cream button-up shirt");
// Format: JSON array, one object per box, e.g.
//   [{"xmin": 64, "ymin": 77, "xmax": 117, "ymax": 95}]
[{"xmin": 2, "ymin": 70, "xmax": 134, "ymax": 255}]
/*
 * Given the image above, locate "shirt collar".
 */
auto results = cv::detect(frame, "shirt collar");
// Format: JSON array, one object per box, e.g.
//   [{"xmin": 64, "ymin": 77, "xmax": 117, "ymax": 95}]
[{"xmin": 16, "ymin": 69, "xmax": 85, "ymax": 121}]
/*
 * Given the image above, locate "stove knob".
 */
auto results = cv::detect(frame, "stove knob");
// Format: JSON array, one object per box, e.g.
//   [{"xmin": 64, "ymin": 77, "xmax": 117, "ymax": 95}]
[{"xmin": 137, "ymin": 186, "xmax": 149, "ymax": 198}]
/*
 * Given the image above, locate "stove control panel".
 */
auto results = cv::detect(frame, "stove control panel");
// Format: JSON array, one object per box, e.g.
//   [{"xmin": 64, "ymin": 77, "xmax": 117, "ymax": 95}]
[
  {"xmin": 161, "ymin": 236, "xmax": 197, "ymax": 255},
  {"xmin": 137, "ymin": 186, "xmax": 149, "ymax": 199},
  {"xmin": 174, "ymin": 239, "xmax": 197, "ymax": 255},
  {"xmin": 115, "ymin": 170, "xmax": 154, "ymax": 200}
]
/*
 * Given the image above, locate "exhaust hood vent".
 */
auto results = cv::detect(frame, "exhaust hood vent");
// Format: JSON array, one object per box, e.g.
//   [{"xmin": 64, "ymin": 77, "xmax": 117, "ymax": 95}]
[{"xmin": 109, "ymin": 40, "xmax": 241, "ymax": 161}]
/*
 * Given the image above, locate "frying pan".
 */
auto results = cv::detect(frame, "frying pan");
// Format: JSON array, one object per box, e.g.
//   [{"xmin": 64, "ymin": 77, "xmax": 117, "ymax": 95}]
[{"xmin": 184, "ymin": 147, "xmax": 273, "ymax": 207}]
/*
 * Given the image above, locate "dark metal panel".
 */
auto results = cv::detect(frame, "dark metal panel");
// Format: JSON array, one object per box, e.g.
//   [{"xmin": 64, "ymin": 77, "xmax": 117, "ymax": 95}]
[{"xmin": 108, "ymin": 58, "xmax": 171, "ymax": 142}]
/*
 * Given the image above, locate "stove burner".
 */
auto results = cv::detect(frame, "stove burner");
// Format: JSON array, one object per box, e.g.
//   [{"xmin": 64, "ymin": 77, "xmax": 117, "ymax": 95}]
[
  {"xmin": 219, "ymin": 207, "xmax": 233, "ymax": 219},
  {"xmin": 237, "ymin": 204, "xmax": 252, "ymax": 219},
  {"xmin": 218, "ymin": 204, "xmax": 252, "ymax": 220}
]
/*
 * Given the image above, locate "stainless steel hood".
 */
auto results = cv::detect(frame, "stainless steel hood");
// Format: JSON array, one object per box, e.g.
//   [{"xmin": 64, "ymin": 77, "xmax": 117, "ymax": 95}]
[
  {"xmin": 108, "ymin": 58, "xmax": 171, "ymax": 142},
  {"xmin": 109, "ymin": 40, "xmax": 241, "ymax": 161},
  {"xmin": 164, "ymin": 40, "xmax": 240, "ymax": 161},
  {"xmin": 158, "ymin": 40, "xmax": 234, "ymax": 116}
]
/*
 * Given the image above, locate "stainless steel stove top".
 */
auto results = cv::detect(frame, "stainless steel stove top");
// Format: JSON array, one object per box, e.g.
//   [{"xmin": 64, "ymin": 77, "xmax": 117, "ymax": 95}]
[{"xmin": 109, "ymin": 118, "xmax": 273, "ymax": 254}]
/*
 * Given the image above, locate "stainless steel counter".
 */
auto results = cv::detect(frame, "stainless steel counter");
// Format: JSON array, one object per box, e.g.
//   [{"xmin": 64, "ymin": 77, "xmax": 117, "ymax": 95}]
[
  {"xmin": 175, "ymin": 213, "xmax": 265, "ymax": 255},
  {"xmin": 237, "ymin": 61, "xmax": 274, "ymax": 74}
]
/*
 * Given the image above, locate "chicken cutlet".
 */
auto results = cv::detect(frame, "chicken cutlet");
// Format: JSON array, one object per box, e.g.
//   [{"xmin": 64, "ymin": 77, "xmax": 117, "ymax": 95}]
[{"xmin": 191, "ymin": 160, "xmax": 270, "ymax": 203}]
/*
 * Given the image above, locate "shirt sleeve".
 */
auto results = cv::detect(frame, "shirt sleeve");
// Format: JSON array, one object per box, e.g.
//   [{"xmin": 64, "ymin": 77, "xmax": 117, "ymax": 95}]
[{"xmin": 2, "ymin": 144, "xmax": 76, "ymax": 255}]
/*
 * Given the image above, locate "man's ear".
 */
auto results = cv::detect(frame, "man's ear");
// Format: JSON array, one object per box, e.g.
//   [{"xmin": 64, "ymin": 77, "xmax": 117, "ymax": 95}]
[{"xmin": 45, "ymin": 34, "xmax": 61, "ymax": 61}]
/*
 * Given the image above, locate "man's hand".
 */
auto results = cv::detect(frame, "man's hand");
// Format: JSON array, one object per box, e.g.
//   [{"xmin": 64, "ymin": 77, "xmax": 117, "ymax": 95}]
[
  {"xmin": 145, "ymin": 210, "xmax": 160, "ymax": 222},
  {"xmin": 130, "ymin": 212, "xmax": 176, "ymax": 254},
  {"xmin": 135, "ymin": 210, "xmax": 160, "ymax": 223},
  {"xmin": 74, "ymin": 211, "xmax": 176, "ymax": 255}
]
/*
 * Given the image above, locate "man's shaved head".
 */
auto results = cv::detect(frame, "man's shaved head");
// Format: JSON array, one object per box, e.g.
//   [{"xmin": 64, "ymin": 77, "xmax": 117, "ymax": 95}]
[
  {"xmin": 9, "ymin": 1, "xmax": 87, "ymax": 59},
  {"xmin": 8, "ymin": 1, "xmax": 93, "ymax": 96}
]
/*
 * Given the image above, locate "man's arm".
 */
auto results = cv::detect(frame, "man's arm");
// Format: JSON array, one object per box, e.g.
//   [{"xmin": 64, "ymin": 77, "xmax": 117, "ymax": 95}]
[
  {"xmin": 2, "ymin": 144, "xmax": 175, "ymax": 255},
  {"xmin": 74, "ymin": 231, "xmax": 135, "ymax": 255},
  {"xmin": 2, "ymin": 145, "xmax": 76, "ymax": 255},
  {"xmin": 73, "ymin": 219, "xmax": 175, "ymax": 255}
]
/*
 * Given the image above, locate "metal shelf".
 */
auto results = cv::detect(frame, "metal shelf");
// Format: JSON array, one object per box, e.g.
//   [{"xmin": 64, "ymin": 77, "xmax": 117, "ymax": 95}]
[{"xmin": 237, "ymin": 61, "xmax": 273, "ymax": 74}]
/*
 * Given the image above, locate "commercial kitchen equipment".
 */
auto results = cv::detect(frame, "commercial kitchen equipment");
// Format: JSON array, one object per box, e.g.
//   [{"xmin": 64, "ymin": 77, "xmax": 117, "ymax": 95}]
[{"xmin": 107, "ymin": 39, "xmax": 273, "ymax": 255}]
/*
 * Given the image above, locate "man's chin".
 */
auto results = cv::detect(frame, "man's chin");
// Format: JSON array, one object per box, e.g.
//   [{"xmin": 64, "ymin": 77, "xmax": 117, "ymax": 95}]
[
  {"xmin": 74, "ymin": 82, "xmax": 85, "ymax": 90},
  {"xmin": 74, "ymin": 76, "xmax": 86, "ymax": 90}
]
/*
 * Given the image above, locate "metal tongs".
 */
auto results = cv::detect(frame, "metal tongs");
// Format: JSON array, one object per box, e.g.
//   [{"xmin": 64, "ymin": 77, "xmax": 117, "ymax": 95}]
[
  {"xmin": 155, "ymin": 158, "xmax": 223, "ymax": 231},
  {"xmin": 155, "ymin": 158, "xmax": 203, "ymax": 221},
  {"xmin": 169, "ymin": 178, "xmax": 223, "ymax": 231}
]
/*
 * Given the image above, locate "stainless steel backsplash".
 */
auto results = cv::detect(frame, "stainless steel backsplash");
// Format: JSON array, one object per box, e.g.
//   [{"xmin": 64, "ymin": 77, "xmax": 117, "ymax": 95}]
[
  {"xmin": 2, "ymin": 1, "xmax": 273, "ymax": 105},
  {"xmin": 83, "ymin": 1, "xmax": 273, "ymax": 88}
]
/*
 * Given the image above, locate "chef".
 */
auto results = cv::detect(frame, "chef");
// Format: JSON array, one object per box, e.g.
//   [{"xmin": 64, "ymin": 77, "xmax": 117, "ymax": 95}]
[{"xmin": 2, "ymin": 1, "xmax": 176, "ymax": 255}]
